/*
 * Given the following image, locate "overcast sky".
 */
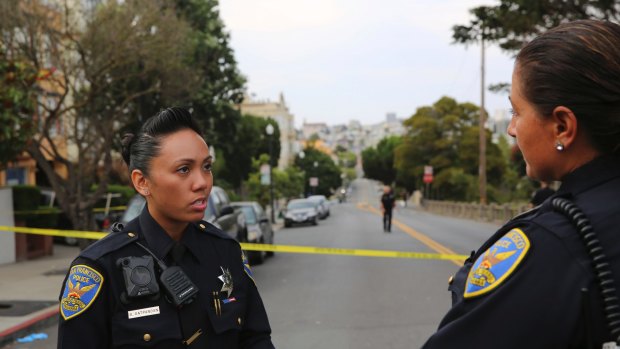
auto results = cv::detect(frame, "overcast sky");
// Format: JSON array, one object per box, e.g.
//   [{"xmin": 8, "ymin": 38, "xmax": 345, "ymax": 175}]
[{"xmin": 219, "ymin": 0, "xmax": 515, "ymax": 128}]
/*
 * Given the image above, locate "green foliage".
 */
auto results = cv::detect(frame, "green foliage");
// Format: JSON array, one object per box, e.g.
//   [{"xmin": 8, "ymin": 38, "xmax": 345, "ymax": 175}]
[
  {"xmin": 174, "ymin": 0, "xmax": 247, "ymax": 188},
  {"xmin": 10, "ymin": 185, "xmax": 58, "ymax": 228},
  {"xmin": 11, "ymin": 185, "xmax": 40, "ymax": 211},
  {"xmin": 1, "ymin": 0, "xmax": 245, "ymax": 230},
  {"xmin": 294, "ymin": 147, "xmax": 342, "ymax": 197},
  {"xmin": 335, "ymin": 150, "xmax": 357, "ymax": 169},
  {"xmin": 362, "ymin": 136, "xmax": 402, "ymax": 185},
  {"xmin": 394, "ymin": 96, "xmax": 509, "ymax": 202},
  {"xmin": 246, "ymin": 154, "xmax": 304, "ymax": 208},
  {"xmin": 453, "ymin": 1, "xmax": 620, "ymax": 52},
  {"xmin": 0, "ymin": 56, "xmax": 37, "ymax": 166},
  {"xmin": 213, "ymin": 115, "xmax": 280, "ymax": 189}
]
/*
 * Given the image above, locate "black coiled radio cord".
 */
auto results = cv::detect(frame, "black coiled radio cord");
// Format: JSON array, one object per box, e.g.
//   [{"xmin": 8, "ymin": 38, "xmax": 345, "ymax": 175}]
[{"xmin": 552, "ymin": 197, "xmax": 620, "ymax": 346}]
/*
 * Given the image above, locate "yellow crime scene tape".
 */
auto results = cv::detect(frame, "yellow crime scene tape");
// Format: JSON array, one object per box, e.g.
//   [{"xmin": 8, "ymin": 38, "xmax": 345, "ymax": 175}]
[
  {"xmin": 0, "ymin": 225, "xmax": 468, "ymax": 262},
  {"xmin": 13, "ymin": 206, "xmax": 127, "ymax": 215}
]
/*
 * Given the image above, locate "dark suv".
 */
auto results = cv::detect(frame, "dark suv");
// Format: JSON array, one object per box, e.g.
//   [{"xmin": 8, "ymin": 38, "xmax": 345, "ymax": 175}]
[{"xmin": 120, "ymin": 186, "xmax": 247, "ymax": 241}]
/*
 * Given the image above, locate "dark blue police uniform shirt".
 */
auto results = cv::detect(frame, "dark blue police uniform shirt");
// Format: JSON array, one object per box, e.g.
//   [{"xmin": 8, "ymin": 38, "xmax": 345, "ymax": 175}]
[
  {"xmin": 57, "ymin": 206, "xmax": 275, "ymax": 348},
  {"xmin": 423, "ymin": 155, "xmax": 620, "ymax": 348}
]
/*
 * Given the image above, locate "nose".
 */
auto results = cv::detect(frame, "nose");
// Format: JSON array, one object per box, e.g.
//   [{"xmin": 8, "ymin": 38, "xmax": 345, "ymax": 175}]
[
  {"xmin": 191, "ymin": 170, "xmax": 211, "ymax": 192},
  {"xmin": 507, "ymin": 117, "xmax": 516, "ymax": 138}
]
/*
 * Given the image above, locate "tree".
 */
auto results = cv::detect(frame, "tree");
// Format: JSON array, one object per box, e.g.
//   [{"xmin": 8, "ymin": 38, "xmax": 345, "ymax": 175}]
[
  {"xmin": 453, "ymin": 1, "xmax": 620, "ymax": 53},
  {"xmin": 174, "ymin": 0, "xmax": 247, "ymax": 187},
  {"xmin": 394, "ymin": 96, "xmax": 507, "ymax": 202},
  {"xmin": 215, "ymin": 114, "xmax": 280, "ymax": 189},
  {"xmin": 0, "ymin": 53, "xmax": 37, "ymax": 166},
  {"xmin": 1, "ymin": 0, "xmax": 193, "ymax": 231},
  {"xmin": 246, "ymin": 154, "xmax": 303, "ymax": 208},
  {"xmin": 294, "ymin": 147, "xmax": 341, "ymax": 197},
  {"xmin": 361, "ymin": 136, "xmax": 402, "ymax": 185}
]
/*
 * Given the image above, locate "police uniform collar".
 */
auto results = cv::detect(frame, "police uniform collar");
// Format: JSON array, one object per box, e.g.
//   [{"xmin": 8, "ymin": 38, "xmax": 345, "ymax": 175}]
[
  {"xmin": 556, "ymin": 155, "xmax": 620, "ymax": 197},
  {"xmin": 138, "ymin": 206, "xmax": 199, "ymax": 262}
]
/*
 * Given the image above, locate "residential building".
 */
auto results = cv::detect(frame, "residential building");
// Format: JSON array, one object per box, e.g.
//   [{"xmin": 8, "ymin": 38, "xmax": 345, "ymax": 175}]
[{"xmin": 238, "ymin": 93, "xmax": 296, "ymax": 169}]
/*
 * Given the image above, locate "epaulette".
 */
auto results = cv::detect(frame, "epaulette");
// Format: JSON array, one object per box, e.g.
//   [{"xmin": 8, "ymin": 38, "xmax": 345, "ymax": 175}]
[
  {"xmin": 192, "ymin": 220, "xmax": 235, "ymax": 241},
  {"xmin": 81, "ymin": 219, "xmax": 140, "ymax": 260}
]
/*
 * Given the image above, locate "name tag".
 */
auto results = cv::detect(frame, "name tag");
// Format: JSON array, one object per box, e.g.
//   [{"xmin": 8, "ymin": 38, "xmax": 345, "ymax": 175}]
[{"xmin": 128, "ymin": 306, "xmax": 160, "ymax": 319}]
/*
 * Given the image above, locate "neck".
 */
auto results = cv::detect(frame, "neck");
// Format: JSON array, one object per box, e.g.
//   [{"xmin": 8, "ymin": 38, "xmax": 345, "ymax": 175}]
[{"xmin": 147, "ymin": 206, "xmax": 188, "ymax": 241}]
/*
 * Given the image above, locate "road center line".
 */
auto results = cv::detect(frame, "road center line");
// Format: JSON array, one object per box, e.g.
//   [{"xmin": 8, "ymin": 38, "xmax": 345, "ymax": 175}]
[{"xmin": 357, "ymin": 202, "xmax": 463, "ymax": 266}]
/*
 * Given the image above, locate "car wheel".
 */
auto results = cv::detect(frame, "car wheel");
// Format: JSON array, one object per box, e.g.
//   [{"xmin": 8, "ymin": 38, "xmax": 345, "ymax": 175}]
[
  {"xmin": 284, "ymin": 221, "xmax": 291, "ymax": 228},
  {"xmin": 312, "ymin": 218, "xmax": 318, "ymax": 226},
  {"xmin": 266, "ymin": 232, "xmax": 275, "ymax": 257},
  {"xmin": 249, "ymin": 241, "xmax": 266, "ymax": 265}
]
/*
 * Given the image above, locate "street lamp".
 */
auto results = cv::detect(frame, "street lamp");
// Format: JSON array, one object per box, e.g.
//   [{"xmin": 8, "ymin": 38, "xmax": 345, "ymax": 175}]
[{"xmin": 266, "ymin": 124, "xmax": 275, "ymax": 224}]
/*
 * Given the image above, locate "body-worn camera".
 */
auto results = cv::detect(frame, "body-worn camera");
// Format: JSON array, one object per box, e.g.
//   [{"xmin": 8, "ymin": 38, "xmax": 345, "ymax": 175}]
[{"xmin": 117, "ymin": 256, "xmax": 160, "ymax": 301}]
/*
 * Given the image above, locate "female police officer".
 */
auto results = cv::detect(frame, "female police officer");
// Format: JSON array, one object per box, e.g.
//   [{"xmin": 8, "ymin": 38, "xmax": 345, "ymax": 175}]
[
  {"xmin": 423, "ymin": 20, "xmax": 620, "ymax": 348},
  {"xmin": 57, "ymin": 107, "xmax": 275, "ymax": 348}
]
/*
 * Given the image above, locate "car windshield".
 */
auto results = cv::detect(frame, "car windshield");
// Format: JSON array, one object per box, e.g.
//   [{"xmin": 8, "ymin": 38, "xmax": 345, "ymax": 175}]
[
  {"xmin": 122, "ymin": 195, "xmax": 145, "ymax": 223},
  {"xmin": 239, "ymin": 206, "xmax": 257, "ymax": 224},
  {"xmin": 287, "ymin": 201, "xmax": 315, "ymax": 210}
]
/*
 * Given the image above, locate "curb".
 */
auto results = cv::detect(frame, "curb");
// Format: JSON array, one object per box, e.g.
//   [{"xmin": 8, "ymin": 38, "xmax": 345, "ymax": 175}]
[{"xmin": 0, "ymin": 306, "xmax": 59, "ymax": 347}]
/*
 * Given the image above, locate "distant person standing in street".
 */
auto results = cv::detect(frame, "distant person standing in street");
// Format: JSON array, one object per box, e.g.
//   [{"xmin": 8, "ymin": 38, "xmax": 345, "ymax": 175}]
[
  {"xmin": 380, "ymin": 186, "xmax": 395, "ymax": 232},
  {"xmin": 529, "ymin": 181, "xmax": 555, "ymax": 207}
]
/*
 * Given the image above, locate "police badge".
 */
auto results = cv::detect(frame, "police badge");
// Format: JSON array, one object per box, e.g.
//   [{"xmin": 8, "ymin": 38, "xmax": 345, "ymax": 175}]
[{"xmin": 218, "ymin": 266, "xmax": 233, "ymax": 298}]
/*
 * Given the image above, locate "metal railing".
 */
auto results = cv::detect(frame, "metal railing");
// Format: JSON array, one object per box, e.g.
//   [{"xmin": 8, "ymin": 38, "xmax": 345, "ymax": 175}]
[{"xmin": 421, "ymin": 200, "xmax": 530, "ymax": 224}]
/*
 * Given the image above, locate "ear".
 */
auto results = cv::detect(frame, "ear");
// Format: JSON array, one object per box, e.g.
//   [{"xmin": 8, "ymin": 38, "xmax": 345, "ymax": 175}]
[
  {"xmin": 550, "ymin": 106, "xmax": 578, "ymax": 149},
  {"xmin": 131, "ymin": 169, "xmax": 150, "ymax": 197}
]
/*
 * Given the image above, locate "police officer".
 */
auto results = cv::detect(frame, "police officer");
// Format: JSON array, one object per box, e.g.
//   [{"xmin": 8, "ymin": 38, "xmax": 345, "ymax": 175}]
[
  {"xmin": 57, "ymin": 107, "xmax": 275, "ymax": 348},
  {"xmin": 380, "ymin": 186, "xmax": 395, "ymax": 232},
  {"xmin": 423, "ymin": 20, "xmax": 620, "ymax": 348}
]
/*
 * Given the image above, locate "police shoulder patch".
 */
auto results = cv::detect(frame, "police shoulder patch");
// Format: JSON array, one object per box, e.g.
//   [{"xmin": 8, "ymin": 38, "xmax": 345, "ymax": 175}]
[
  {"xmin": 60, "ymin": 264, "xmax": 104, "ymax": 320},
  {"xmin": 241, "ymin": 251, "xmax": 255, "ymax": 285},
  {"xmin": 464, "ymin": 228, "xmax": 530, "ymax": 299}
]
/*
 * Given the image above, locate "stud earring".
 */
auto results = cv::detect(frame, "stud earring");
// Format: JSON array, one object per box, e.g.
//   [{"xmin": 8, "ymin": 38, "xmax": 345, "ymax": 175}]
[
  {"xmin": 555, "ymin": 141, "xmax": 565, "ymax": 152},
  {"xmin": 144, "ymin": 190, "xmax": 149, "ymax": 195}
]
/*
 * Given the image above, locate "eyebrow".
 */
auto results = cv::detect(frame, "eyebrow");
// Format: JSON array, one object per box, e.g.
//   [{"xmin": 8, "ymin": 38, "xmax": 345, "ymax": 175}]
[{"xmin": 174, "ymin": 155, "xmax": 213, "ymax": 164}]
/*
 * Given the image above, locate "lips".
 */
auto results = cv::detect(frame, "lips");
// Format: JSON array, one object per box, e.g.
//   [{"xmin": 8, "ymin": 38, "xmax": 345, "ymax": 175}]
[{"xmin": 190, "ymin": 198, "xmax": 207, "ymax": 211}]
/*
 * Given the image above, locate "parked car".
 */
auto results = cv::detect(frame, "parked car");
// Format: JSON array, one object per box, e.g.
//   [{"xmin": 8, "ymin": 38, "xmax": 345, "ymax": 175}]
[
  {"xmin": 283, "ymin": 199, "xmax": 319, "ymax": 227},
  {"xmin": 120, "ymin": 186, "xmax": 247, "ymax": 241},
  {"xmin": 231, "ymin": 201, "xmax": 274, "ymax": 265},
  {"xmin": 307, "ymin": 195, "xmax": 330, "ymax": 219}
]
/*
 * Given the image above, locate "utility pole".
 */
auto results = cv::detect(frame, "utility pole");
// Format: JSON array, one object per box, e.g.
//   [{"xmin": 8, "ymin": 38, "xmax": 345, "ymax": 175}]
[{"xmin": 479, "ymin": 33, "xmax": 487, "ymax": 205}]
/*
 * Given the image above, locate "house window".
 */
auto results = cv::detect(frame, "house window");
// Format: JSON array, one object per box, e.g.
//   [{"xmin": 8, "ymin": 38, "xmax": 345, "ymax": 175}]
[{"xmin": 6, "ymin": 167, "xmax": 27, "ymax": 186}]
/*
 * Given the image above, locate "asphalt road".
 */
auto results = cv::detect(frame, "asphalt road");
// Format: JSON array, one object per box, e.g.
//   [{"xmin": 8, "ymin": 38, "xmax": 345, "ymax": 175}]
[{"xmin": 3, "ymin": 178, "xmax": 501, "ymax": 349}]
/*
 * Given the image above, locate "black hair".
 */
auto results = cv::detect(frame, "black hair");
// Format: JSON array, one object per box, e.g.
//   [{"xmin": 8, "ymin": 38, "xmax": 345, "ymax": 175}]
[
  {"xmin": 516, "ymin": 20, "xmax": 620, "ymax": 156},
  {"xmin": 121, "ymin": 107, "xmax": 203, "ymax": 177}
]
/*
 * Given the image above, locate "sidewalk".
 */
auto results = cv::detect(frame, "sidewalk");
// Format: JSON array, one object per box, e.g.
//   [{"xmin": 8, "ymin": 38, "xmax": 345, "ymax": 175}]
[{"xmin": 0, "ymin": 244, "xmax": 79, "ymax": 346}]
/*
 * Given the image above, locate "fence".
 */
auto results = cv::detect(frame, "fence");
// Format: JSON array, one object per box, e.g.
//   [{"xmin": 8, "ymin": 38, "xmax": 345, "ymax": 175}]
[{"xmin": 421, "ymin": 200, "xmax": 530, "ymax": 224}]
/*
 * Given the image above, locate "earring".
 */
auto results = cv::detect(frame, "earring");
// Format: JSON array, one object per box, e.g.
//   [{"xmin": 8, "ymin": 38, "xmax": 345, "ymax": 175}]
[
  {"xmin": 144, "ymin": 190, "xmax": 149, "ymax": 195},
  {"xmin": 555, "ymin": 141, "xmax": 565, "ymax": 152}
]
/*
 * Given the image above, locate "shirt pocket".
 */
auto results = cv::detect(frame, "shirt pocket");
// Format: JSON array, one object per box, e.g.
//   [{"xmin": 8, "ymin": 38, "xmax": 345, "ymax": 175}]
[
  {"xmin": 111, "ymin": 303, "xmax": 182, "ymax": 347},
  {"xmin": 206, "ymin": 292, "xmax": 248, "ymax": 334}
]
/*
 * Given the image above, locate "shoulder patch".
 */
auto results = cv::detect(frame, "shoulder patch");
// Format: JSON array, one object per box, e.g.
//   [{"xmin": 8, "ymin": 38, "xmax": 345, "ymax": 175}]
[
  {"xmin": 464, "ymin": 228, "xmax": 530, "ymax": 299},
  {"xmin": 60, "ymin": 265, "xmax": 104, "ymax": 320},
  {"xmin": 241, "ymin": 251, "xmax": 256, "ymax": 285}
]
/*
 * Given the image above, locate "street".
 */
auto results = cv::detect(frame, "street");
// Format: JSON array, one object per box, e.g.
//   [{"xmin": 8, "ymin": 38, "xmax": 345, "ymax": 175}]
[{"xmin": 2, "ymin": 178, "xmax": 499, "ymax": 348}]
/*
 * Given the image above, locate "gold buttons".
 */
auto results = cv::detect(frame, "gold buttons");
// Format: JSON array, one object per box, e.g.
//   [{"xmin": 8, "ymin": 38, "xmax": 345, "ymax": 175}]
[
  {"xmin": 237, "ymin": 317, "xmax": 242, "ymax": 325},
  {"xmin": 448, "ymin": 275, "xmax": 454, "ymax": 285},
  {"xmin": 199, "ymin": 224, "xmax": 206, "ymax": 229},
  {"xmin": 128, "ymin": 232, "xmax": 135, "ymax": 238},
  {"xmin": 143, "ymin": 333, "xmax": 151, "ymax": 342}
]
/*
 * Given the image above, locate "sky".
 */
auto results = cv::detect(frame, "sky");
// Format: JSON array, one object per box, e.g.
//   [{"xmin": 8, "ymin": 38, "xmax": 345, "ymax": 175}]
[{"xmin": 219, "ymin": 0, "xmax": 516, "ymax": 128}]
